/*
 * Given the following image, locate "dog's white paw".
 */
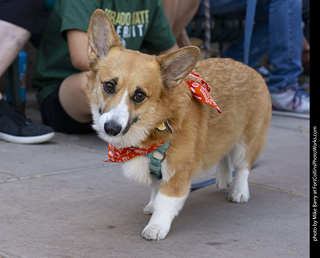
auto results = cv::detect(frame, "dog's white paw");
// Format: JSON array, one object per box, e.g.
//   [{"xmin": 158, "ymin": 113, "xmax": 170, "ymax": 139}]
[
  {"xmin": 228, "ymin": 189, "xmax": 250, "ymax": 203},
  {"xmin": 142, "ymin": 223, "xmax": 170, "ymax": 241},
  {"xmin": 216, "ymin": 176, "xmax": 232, "ymax": 190},
  {"xmin": 143, "ymin": 202, "xmax": 154, "ymax": 215},
  {"xmin": 228, "ymin": 168, "xmax": 250, "ymax": 203},
  {"xmin": 216, "ymin": 158, "xmax": 233, "ymax": 190}
]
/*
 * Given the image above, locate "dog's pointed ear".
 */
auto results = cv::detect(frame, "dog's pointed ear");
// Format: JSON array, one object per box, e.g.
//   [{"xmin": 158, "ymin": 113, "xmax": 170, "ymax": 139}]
[
  {"xmin": 87, "ymin": 9, "xmax": 122, "ymax": 63},
  {"xmin": 157, "ymin": 46, "xmax": 200, "ymax": 87}
]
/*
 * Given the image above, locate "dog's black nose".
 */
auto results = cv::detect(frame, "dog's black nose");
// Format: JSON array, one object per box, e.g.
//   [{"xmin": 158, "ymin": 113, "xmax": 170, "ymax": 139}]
[{"xmin": 104, "ymin": 121, "xmax": 122, "ymax": 136}]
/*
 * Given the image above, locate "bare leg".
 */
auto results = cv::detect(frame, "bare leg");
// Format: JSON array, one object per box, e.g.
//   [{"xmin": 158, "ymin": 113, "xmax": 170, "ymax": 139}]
[
  {"xmin": 58, "ymin": 72, "xmax": 92, "ymax": 123},
  {"xmin": 162, "ymin": 0, "xmax": 201, "ymax": 47},
  {"xmin": 0, "ymin": 20, "xmax": 31, "ymax": 77}
]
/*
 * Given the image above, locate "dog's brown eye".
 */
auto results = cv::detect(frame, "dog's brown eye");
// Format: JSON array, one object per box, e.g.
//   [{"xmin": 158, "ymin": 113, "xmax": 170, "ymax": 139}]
[
  {"xmin": 133, "ymin": 92, "xmax": 146, "ymax": 103},
  {"xmin": 102, "ymin": 81, "xmax": 115, "ymax": 93}
]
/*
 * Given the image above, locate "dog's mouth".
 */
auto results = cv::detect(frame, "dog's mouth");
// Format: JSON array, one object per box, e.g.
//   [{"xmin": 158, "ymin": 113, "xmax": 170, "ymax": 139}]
[
  {"xmin": 94, "ymin": 112, "xmax": 150, "ymax": 148},
  {"xmin": 103, "ymin": 116, "xmax": 139, "ymax": 137}
]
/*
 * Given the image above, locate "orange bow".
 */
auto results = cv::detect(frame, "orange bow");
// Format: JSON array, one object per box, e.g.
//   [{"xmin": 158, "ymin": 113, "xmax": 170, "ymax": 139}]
[{"xmin": 185, "ymin": 72, "xmax": 222, "ymax": 113}]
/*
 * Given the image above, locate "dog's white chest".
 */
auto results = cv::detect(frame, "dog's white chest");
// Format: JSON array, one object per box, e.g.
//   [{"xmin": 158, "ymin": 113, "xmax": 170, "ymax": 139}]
[
  {"xmin": 121, "ymin": 156, "xmax": 153, "ymax": 185},
  {"xmin": 120, "ymin": 153, "xmax": 171, "ymax": 185}
]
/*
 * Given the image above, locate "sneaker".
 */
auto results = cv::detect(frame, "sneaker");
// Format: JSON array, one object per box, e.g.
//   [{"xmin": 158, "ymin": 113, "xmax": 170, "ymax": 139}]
[
  {"xmin": 270, "ymin": 86, "xmax": 309, "ymax": 118},
  {"xmin": 0, "ymin": 99, "xmax": 55, "ymax": 144}
]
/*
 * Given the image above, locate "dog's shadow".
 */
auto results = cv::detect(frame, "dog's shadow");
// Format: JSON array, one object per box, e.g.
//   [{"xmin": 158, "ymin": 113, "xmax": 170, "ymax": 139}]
[{"xmin": 169, "ymin": 184, "xmax": 266, "ymax": 239}]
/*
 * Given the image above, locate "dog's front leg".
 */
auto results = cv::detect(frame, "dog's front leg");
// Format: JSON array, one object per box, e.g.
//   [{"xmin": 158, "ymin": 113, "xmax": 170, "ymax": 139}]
[
  {"xmin": 143, "ymin": 181, "xmax": 159, "ymax": 215},
  {"xmin": 142, "ymin": 192, "xmax": 188, "ymax": 240},
  {"xmin": 142, "ymin": 177, "xmax": 190, "ymax": 241}
]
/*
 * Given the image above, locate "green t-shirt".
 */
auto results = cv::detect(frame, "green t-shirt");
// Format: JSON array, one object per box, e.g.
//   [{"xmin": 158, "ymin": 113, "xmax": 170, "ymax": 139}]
[{"xmin": 33, "ymin": 0, "xmax": 176, "ymax": 106}]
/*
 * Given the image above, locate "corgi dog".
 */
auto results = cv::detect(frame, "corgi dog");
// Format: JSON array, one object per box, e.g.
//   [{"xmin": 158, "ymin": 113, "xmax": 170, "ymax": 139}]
[{"xmin": 86, "ymin": 10, "xmax": 271, "ymax": 241}]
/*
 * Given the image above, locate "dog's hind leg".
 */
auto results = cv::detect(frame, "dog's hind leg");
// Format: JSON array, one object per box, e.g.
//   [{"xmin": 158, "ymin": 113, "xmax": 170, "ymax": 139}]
[
  {"xmin": 216, "ymin": 155, "xmax": 233, "ymax": 190},
  {"xmin": 227, "ymin": 141, "xmax": 250, "ymax": 203},
  {"xmin": 228, "ymin": 167, "xmax": 250, "ymax": 203}
]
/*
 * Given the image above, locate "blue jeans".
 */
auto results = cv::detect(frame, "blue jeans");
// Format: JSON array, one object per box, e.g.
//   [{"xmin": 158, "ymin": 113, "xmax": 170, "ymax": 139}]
[{"xmin": 199, "ymin": 0, "xmax": 303, "ymax": 93}]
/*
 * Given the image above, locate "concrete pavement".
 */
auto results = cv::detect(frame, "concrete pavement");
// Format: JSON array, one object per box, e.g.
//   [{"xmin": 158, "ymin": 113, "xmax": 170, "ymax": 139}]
[{"xmin": 0, "ymin": 101, "xmax": 310, "ymax": 258}]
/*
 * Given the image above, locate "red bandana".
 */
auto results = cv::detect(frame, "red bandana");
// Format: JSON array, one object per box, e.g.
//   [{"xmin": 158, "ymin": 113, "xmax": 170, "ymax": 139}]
[
  {"xmin": 104, "ymin": 72, "xmax": 221, "ymax": 163},
  {"xmin": 105, "ymin": 141, "xmax": 165, "ymax": 163},
  {"xmin": 185, "ymin": 72, "xmax": 222, "ymax": 113}
]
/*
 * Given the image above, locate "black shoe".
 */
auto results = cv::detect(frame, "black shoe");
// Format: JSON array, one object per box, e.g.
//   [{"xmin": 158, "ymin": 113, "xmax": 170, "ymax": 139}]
[{"xmin": 0, "ymin": 99, "xmax": 54, "ymax": 144}]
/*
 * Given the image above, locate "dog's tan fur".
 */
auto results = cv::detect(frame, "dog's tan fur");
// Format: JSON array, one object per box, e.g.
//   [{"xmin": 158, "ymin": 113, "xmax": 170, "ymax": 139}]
[{"xmin": 86, "ymin": 10, "xmax": 271, "ymax": 240}]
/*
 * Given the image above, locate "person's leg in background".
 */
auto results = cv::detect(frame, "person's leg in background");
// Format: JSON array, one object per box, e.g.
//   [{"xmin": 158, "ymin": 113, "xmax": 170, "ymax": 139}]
[
  {"xmin": 267, "ymin": 0, "xmax": 308, "ymax": 114},
  {"xmin": 162, "ymin": 0, "xmax": 201, "ymax": 47},
  {"xmin": 0, "ymin": 0, "xmax": 54, "ymax": 143},
  {"xmin": 213, "ymin": 0, "xmax": 309, "ymax": 114},
  {"xmin": 0, "ymin": 20, "xmax": 31, "ymax": 77}
]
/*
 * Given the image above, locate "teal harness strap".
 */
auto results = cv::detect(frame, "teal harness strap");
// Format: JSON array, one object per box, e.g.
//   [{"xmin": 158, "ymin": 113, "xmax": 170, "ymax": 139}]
[{"xmin": 145, "ymin": 137, "xmax": 171, "ymax": 180}]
